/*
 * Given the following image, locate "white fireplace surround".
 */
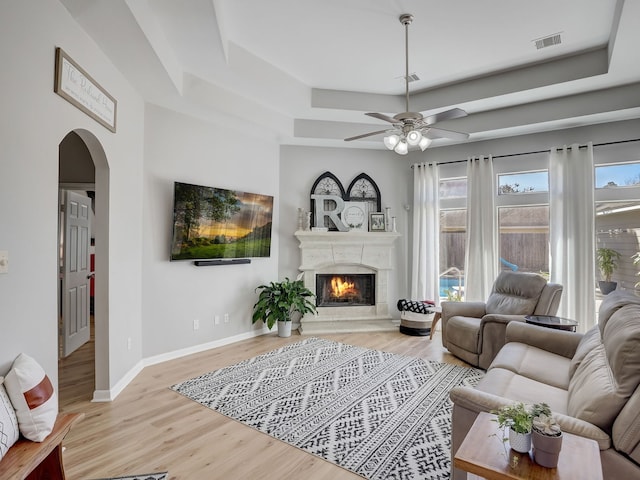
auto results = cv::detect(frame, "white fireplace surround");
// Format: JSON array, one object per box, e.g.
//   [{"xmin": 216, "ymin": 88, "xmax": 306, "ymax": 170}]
[{"xmin": 295, "ymin": 230, "xmax": 401, "ymax": 334}]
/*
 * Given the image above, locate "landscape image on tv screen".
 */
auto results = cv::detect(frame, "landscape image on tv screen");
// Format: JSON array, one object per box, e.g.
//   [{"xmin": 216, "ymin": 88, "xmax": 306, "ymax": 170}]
[{"xmin": 170, "ymin": 182, "xmax": 273, "ymax": 261}]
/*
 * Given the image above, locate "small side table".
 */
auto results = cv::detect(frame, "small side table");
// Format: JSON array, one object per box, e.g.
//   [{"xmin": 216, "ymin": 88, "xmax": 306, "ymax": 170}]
[
  {"xmin": 525, "ymin": 315, "xmax": 578, "ymax": 332},
  {"xmin": 454, "ymin": 412, "xmax": 602, "ymax": 480},
  {"xmin": 429, "ymin": 307, "xmax": 442, "ymax": 340}
]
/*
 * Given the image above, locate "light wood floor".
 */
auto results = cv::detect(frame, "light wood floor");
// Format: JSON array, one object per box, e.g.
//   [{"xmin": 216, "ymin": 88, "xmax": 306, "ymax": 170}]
[{"xmin": 59, "ymin": 327, "xmax": 466, "ymax": 480}]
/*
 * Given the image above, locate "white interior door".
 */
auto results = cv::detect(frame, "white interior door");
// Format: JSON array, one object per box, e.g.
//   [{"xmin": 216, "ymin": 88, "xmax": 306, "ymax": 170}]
[{"xmin": 62, "ymin": 190, "xmax": 92, "ymax": 357}]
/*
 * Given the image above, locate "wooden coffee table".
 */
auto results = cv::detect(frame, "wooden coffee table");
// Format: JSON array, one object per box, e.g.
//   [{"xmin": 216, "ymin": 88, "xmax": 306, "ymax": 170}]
[
  {"xmin": 454, "ymin": 412, "xmax": 602, "ymax": 480},
  {"xmin": 525, "ymin": 315, "xmax": 578, "ymax": 332}
]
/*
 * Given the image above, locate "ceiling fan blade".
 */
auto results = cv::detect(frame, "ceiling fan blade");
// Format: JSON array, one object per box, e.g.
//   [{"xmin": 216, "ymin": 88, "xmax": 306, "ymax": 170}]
[
  {"xmin": 424, "ymin": 127, "xmax": 470, "ymax": 141},
  {"xmin": 344, "ymin": 129, "xmax": 391, "ymax": 142},
  {"xmin": 424, "ymin": 108, "xmax": 468, "ymax": 125},
  {"xmin": 365, "ymin": 112, "xmax": 401, "ymax": 124}
]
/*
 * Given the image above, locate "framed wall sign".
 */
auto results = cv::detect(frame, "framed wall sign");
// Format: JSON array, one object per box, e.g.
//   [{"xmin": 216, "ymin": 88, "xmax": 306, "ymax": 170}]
[
  {"xmin": 54, "ymin": 47, "xmax": 117, "ymax": 132},
  {"xmin": 342, "ymin": 201, "xmax": 368, "ymax": 232}
]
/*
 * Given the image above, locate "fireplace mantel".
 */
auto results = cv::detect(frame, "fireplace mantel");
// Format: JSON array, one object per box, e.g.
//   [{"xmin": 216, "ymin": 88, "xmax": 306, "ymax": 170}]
[{"xmin": 294, "ymin": 230, "xmax": 401, "ymax": 334}]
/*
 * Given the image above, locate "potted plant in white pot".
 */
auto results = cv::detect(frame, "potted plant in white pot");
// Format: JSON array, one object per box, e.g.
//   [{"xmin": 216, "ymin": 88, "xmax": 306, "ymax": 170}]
[
  {"xmin": 596, "ymin": 247, "xmax": 622, "ymax": 295},
  {"xmin": 531, "ymin": 402, "xmax": 562, "ymax": 468},
  {"xmin": 492, "ymin": 402, "xmax": 532, "ymax": 453},
  {"xmin": 252, "ymin": 277, "xmax": 317, "ymax": 337}
]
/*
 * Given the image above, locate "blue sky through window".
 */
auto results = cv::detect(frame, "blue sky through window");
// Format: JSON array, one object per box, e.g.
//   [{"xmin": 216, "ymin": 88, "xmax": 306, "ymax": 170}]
[
  {"xmin": 595, "ymin": 163, "xmax": 640, "ymax": 188},
  {"xmin": 498, "ymin": 171, "xmax": 548, "ymax": 193}
]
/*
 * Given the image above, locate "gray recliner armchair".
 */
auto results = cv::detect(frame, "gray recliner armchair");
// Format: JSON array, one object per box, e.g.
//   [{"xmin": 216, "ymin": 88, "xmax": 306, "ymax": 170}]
[{"xmin": 441, "ymin": 271, "xmax": 563, "ymax": 369}]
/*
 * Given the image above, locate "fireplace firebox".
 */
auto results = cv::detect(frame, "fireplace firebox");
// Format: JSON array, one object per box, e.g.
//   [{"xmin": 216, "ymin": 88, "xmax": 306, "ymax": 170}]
[{"xmin": 316, "ymin": 274, "xmax": 375, "ymax": 307}]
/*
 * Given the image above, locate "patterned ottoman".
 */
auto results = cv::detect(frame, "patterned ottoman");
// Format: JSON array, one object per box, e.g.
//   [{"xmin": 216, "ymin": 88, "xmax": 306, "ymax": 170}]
[{"xmin": 397, "ymin": 299, "xmax": 436, "ymax": 336}]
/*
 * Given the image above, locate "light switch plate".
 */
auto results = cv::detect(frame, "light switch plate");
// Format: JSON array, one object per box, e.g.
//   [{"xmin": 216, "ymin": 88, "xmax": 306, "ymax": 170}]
[{"xmin": 0, "ymin": 251, "xmax": 8, "ymax": 274}]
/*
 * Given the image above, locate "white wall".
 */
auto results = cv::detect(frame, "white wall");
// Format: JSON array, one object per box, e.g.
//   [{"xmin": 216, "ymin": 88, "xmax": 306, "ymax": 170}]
[
  {"xmin": 0, "ymin": 0, "xmax": 145, "ymax": 391},
  {"xmin": 141, "ymin": 104, "xmax": 280, "ymax": 357},
  {"xmin": 279, "ymin": 146, "xmax": 413, "ymax": 316}
]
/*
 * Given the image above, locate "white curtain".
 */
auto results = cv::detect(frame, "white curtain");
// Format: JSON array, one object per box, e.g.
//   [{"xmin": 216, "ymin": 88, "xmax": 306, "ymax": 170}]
[
  {"xmin": 411, "ymin": 162, "xmax": 440, "ymax": 304},
  {"xmin": 464, "ymin": 156, "xmax": 499, "ymax": 301},
  {"xmin": 549, "ymin": 143, "xmax": 595, "ymax": 331}
]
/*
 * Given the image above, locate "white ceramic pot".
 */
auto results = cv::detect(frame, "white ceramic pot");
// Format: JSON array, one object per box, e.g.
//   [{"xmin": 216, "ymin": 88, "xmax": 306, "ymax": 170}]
[
  {"xmin": 509, "ymin": 429, "xmax": 532, "ymax": 453},
  {"xmin": 277, "ymin": 320, "xmax": 292, "ymax": 338}
]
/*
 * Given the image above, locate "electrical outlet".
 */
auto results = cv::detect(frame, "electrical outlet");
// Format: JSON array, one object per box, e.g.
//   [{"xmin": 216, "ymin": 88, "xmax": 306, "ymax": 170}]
[
  {"xmin": 127, "ymin": 337, "xmax": 132, "ymax": 350},
  {"xmin": 193, "ymin": 318, "xmax": 200, "ymax": 330},
  {"xmin": 224, "ymin": 313, "xmax": 230, "ymax": 323},
  {"xmin": 214, "ymin": 315, "xmax": 220, "ymax": 325}
]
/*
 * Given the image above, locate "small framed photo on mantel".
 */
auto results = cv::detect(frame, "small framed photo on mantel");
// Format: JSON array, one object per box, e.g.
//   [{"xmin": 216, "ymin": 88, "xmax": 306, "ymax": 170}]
[{"xmin": 369, "ymin": 212, "xmax": 386, "ymax": 232}]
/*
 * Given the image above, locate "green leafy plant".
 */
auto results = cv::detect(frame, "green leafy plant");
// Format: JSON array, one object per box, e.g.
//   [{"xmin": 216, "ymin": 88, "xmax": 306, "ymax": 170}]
[
  {"xmin": 596, "ymin": 247, "xmax": 622, "ymax": 282},
  {"xmin": 252, "ymin": 277, "xmax": 317, "ymax": 330},
  {"xmin": 531, "ymin": 402, "xmax": 561, "ymax": 437},
  {"xmin": 445, "ymin": 288, "xmax": 463, "ymax": 302},
  {"xmin": 492, "ymin": 402, "xmax": 532, "ymax": 434}
]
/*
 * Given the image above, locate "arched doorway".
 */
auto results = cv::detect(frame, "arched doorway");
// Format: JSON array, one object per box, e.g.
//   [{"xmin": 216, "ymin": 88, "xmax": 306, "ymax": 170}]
[{"xmin": 58, "ymin": 129, "xmax": 110, "ymax": 405}]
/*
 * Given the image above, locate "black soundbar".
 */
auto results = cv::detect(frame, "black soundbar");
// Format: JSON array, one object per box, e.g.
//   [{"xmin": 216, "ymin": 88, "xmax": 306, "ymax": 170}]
[{"xmin": 193, "ymin": 259, "xmax": 251, "ymax": 267}]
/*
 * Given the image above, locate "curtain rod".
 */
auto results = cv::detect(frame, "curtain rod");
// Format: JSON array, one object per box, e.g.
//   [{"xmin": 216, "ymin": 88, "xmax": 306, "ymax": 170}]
[{"xmin": 411, "ymin": 138, "xmax": 640, "ymax": 167}]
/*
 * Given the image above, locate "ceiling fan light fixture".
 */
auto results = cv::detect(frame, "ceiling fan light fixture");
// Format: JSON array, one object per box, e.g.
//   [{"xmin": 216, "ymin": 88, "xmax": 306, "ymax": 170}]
[
  {"xmin": 406, "ymin": 129, "xmax": 422, "ymax": 146},
  {"xmin": 384, "ymin": 134, "xmax": 400, "ymax": 150},
  {"xmin": 419, "ymin": 136, "xmax": 432, "ymax": 151},
  {"xmin": 394, "ymin": 140, "xmax": 409, "ymax": 155},
  {"xmin": 343, "ymin": 13, "xmax": 469, "ymax": 151}
]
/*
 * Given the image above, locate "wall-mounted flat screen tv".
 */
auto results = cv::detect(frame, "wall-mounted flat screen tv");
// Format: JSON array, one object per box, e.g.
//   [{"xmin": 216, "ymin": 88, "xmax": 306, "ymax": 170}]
[{"xmin": 170, "ymin": 181, "xmax": 273, "ymax": 261}]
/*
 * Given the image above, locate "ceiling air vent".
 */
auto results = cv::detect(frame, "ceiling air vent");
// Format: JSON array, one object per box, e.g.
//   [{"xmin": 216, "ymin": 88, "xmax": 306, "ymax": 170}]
[
  {"xmin": 396, "ymin": 73, "xmax": 420, "ymax": 83},
  {"xmin": 534, "ymin": 33, "xmax": 562, "ymax": 50}
]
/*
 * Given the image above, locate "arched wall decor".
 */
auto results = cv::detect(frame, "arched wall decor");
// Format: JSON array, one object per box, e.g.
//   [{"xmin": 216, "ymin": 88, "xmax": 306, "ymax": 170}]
[{"xmin": 309, "ymin": 171, "xmax": 381, "ymax": 231}]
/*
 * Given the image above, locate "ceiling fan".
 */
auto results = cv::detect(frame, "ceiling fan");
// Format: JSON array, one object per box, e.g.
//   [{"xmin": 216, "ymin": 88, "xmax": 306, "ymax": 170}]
[{"xmin": 345, "ymin": 14, "xmax": 470, "ymax": 154}]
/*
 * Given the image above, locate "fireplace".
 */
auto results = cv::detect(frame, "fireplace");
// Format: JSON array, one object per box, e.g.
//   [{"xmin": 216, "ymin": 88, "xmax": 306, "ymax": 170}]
[
  {"xmin": 295, "ymin": 230, "xmax": 401, "ymax": 334},
  {"xmin": 316, "ymin": 274, "xmax": 375, "ymax": 307}
]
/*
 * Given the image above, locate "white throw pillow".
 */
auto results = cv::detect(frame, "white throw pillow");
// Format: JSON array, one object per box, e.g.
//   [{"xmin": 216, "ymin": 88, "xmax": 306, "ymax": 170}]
[
  {"xmin": 0, "ymin": 379, "xmax": 20, "ymax": 459},
  {"xmin": 4, "ymin": 353, "xmax": 58, "ymax": 442}
]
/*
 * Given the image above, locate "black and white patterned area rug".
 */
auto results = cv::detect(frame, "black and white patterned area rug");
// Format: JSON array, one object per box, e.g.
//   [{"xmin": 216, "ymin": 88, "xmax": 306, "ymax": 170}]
[{"xmin": 171, "ymin": 337, "xmax": 483, "ymax": 479}]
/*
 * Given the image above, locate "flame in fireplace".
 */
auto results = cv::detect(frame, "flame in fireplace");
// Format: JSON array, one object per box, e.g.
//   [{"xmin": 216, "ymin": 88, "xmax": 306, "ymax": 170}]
[{"xmin": 330, "ymin": 277, "xmax": 357, "ymax": 298}]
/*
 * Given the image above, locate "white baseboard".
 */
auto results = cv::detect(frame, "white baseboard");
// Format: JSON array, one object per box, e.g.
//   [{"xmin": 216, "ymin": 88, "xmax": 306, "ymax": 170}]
[{"xmin": 92, "ymin": 327, "xmax": 271, "ymax": 402}]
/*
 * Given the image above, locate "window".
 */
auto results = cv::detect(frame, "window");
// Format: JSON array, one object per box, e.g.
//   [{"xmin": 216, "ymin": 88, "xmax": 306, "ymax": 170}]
[
  {"xmin": 498, "ymin": 206, "xmax": 549, "ymax": 275},
  {"xmin": 498, "ymin": 171, "xmax": 548, "ymax": 195},
  {"xmin": 439, "ymin": 209, "xmax": 466, "ymax": 299},
  {"xmin": 595, "ymin": 162, "xmax": 640, "ymax": 188},
  {"xmin": 439, "ymin": 178, "xmax": 467, "ymax": 199}
]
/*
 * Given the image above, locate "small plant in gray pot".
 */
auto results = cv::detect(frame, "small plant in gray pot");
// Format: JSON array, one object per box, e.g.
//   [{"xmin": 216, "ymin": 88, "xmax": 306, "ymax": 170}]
[
  {"xmin": 596, "ymin": 247, "xmax": 621, "ymax": 295},
  {"xmin": 492, "ymin": 402, "xmax": 532, "ymax": 454},
  {"xmin": 531, "ymin": 402, "xmax": 562, "ymax": 468},
  {"xmin": 252, "ymin": 277, "xmax": 317, "ymax": 337}
]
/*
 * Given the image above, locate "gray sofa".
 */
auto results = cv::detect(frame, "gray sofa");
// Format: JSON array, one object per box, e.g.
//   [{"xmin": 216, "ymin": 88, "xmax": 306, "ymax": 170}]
[
  {"xmin": 441, "ymin": 271, "xmax": 563, "ymax": 369},
  {"xmin": 449, "ymin": 289, "xmax": 640, "ymax": 479}
]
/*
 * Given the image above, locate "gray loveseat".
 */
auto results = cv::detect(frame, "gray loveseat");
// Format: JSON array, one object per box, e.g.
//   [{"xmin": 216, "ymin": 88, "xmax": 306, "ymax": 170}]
[{"xmin": 449, "ymin": 289, "xmax": 640, "ymax": 479}]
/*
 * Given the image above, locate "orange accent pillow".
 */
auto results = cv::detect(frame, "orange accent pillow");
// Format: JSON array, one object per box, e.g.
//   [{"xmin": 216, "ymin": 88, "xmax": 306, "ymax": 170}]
[{"xmin": 4, "ymin": 354, "xmax": 58, "ymax": 442}]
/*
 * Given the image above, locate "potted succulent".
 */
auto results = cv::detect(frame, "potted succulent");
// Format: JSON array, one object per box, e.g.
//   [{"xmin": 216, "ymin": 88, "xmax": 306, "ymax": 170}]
[
  {"xmin": 596, "ymin": 247, "xmax": 622, "ymax": 295},
  {"xmin": 531, "ymin": 403, "xmax": 562, "ymax": 468},
  {"xmin": 252, "ymin": 277, "xmax": 317, "ymax": 337},
  {"xmin": 492, "ymin": 402, "xmax": 532, "ymax": 453}
]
